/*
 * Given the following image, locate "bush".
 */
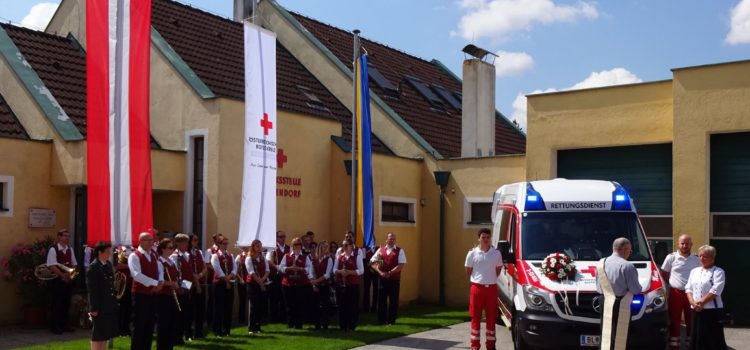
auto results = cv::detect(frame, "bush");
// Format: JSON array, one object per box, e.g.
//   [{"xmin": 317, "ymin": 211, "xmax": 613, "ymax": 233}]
[{"xmin": 0, "ymin": 236, "xmax": 56, "ymax": 306}]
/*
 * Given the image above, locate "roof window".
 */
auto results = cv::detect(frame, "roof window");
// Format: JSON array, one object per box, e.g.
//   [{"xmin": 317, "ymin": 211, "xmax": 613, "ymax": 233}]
[
  {"xmin": 405, "ymin": 75, "xmax": 445, "ymax": 111},
  {"xmin": 367, "ymin": 64, "xmax": 399, "ymax": 97},
  {"xmin": 297, "ymin": 85, "xmax": 327, "ymax": 110},
  {"xmin": 432, "ymin": 85, "xmax": 461, "ymax": 111}
]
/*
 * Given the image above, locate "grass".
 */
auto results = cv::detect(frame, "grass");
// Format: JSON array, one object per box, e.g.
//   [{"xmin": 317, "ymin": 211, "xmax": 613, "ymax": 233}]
[{"xmin": 17, "ymin": 305, "xmax": 469, "ymax": 350}]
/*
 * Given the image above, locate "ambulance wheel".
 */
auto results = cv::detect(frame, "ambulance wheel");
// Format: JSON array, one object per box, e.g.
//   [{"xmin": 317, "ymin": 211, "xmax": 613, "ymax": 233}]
[{"xmin": 511, "ymin": 315, "xmax": 529, "ymax": 350}]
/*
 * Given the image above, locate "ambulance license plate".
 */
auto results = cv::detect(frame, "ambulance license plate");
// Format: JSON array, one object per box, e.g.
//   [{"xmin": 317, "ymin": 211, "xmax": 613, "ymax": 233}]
[{"xmin": 580, "ymin": 335, "xmax": 600, "ymax": 347}]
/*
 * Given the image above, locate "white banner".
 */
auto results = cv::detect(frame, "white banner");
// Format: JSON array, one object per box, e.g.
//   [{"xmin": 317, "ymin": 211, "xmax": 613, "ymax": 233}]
[{"xmin": 238, "ymin": 22, "xmax": 277, "ymax": 248}]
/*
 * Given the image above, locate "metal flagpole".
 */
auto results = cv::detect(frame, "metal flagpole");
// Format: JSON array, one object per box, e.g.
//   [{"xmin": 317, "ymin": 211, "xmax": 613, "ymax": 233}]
[{"xmin": 350, "ymin": 29, "xmax": 360, "ymax": 236}]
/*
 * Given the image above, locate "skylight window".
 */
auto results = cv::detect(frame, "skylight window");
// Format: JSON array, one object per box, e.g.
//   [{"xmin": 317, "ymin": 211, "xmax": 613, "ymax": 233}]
[
  {"xmin": 432, "ymin": 85, "xmax": 461, "ymax": 111},
  {"xmin": 367, "ymin": 64, "xmax": 399, "ymax": 97},
  {"xmin": 297, "ymin": 85, "xmax": 327, "ymax": 110},
  {"xmin": 405, "ymin": 75, "xmax": 445, "ymax": 111}
]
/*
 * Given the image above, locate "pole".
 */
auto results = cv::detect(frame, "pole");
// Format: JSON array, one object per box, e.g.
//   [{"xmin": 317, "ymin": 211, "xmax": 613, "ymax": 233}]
[
  {"xmin": 350, "ymin": 29, "xmax": 360, "ymax": 236},
  {"xmin": 439, "ymin": 186, "xmax": 446, "ymax": 306},
  {"xmin": 251, "ymin": 0, "xmax": 257, "ymax": 24}
]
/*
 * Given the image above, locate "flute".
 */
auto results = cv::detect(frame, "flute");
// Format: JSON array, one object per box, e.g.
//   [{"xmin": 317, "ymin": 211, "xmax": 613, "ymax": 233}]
[{"xmin": 164, "ymin": 263, "xmax": 182, "ymax": 312}]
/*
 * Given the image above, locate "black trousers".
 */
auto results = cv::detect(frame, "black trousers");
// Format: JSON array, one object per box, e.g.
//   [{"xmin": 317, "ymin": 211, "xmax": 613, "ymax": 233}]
[
  {"xmin": 192, "ymin": 286, "xmax": 206, "ymax": 337},
  {"xmin": 363, "ymin": 269, "xmax": 379, "ymax": 311},
  {"xmin": 247, "ymin": 283, "xmax": 268, "ymax": 332},
  {"xmin": 378, "ymin": 279, "xmax": 400, "ymax": 324},
  {"xmin": 237, "ymin": 282, "xmax": 248, "ymax": 324},
  {"xmin": 282, "ymin": 285, "xmax": 311, "ymax": 328},
  {"xmin": 131, "ymin": 293, "xmax": 157, "ymax": 350},
  {"xmin": 117, "ymin": 286, "xmax": 132, "ymax": 335},
  {"xmin": 205, "ymin": 282, "xmax": 214, "ymax": 325},
  {"xmin": 313, "ymin": 285, "xmax": 332, "ymax": 329},
  {"xmin": 268, "ymin": 275, "xmax": 285, "ymax": 323},
  {"xmin": 156, "ymin": 294, "xmax": 177, "ymax": 350},
  {"xmin": 212, "ymin": 282, "xmax": 233, "ymax": 336},
  {"xmin": 175, "ymin": 291, "xmax": 191, "ymax": 341},
  {"xmin": 49, "ymin": 279, "xmax": 74, "ymax": 332},
  {"xmin": 690, "ymin": 308, "xmax": 727, "ymax": 350},
  {"xmin": 336, "ymin": 285, "xmax": 360, "ymax": 331}
]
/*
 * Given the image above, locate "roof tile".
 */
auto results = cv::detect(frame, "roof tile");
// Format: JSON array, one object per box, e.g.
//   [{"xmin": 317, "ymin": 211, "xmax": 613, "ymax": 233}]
[{"xmin": 0, "ymin": 92, "xmax": 29, "ymax": 140}]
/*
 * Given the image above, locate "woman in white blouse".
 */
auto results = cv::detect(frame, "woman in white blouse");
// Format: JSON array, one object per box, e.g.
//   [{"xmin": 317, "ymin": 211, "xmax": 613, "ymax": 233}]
[{"xmin": 685, "ymin": 245, "xmax": 727, "ymax": 350}]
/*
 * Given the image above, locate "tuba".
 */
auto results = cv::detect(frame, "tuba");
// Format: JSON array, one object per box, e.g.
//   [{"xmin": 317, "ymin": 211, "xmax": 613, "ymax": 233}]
[{"xmin": 35, "ymin": 263, "xmax": 78, "ymax": 281}]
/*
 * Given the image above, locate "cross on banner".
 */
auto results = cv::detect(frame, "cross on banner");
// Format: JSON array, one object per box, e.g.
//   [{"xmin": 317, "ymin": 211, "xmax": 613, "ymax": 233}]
[
  {"xmin": 580, "ymin": 266, "xmax": 597, "ymax": 277},
  {"xmin": 260, "ymin": 113, "xmax": 273, "ymax": 136},
  {"xmin": 277, "ymin": 149, "xmax": 287, "ymax": 168}
]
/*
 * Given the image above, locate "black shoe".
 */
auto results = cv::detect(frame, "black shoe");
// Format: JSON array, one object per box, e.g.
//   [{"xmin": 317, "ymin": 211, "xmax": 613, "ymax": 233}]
[{"xmin": 51, "ymin": 329, "xmax": 63, "ymax": 335}]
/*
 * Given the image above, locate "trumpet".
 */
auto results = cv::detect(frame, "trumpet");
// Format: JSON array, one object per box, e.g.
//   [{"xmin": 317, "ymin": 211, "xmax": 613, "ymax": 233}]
[{"xmin": 35, "ymin": 263, "xmax": 78, "ymax": 281}]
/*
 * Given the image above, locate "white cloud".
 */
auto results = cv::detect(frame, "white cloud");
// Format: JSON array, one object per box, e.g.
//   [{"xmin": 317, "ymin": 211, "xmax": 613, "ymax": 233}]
[
  {"xmin": 510, "ymin": 68, "xmax": 641, "ymax": 131},
  {"xmin": 456, "ymin": 0, "xmax": 598, "ymax": 42},
  {"xmin": 20, "ymin": 2, "xmax": 60, "ymax": 31},
  {"xmin": 726, "ymin": 0, "xmax": 750, "ymax": 45},
  {"xmin": 495, "ymin": 50, "xmax": 534, "ymax": 77}
]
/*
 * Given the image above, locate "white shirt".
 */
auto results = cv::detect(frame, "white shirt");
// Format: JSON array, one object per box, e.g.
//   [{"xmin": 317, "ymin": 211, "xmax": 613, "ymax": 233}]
[
  {"xmin": 159, "ymin": 256, "xmax": 178, "ymax": 281},
  {"xmin": 370, "ymin": 246, "xmax": 407, "ymax": 264},
  {"xmin": 335, "ymin": 247, "xmax": 365, "ymax": 259},
  {"xmin": 464, "ymin": 246, "xmax": 503, "ymax": 285},
  {"xmin": 246, "ymin": 255, "xmax": 269, "ymax": 277},
  {"xmin": 128, "ymin": 247, "xmax": 164, "ymax": 287},
  {"xmin": 46, "ymin": 243, "xmax": 78, "ymax": 267},
  {"xmin": 278, "ymin": 253, "xmax": 314, "ymax": 279},
  {"xmin": 685, "ymin": 266, "xmax": 725, "ymax": 309},
  {"xmin": 211, "ymin": 251, "xmax": 237, "ymax": 278},
  {"xmin": 265, "ymin": 243, "xmax": 289, "ymax": 263},
  {"xmin": 661, "ymin": 251, "xmax": 700, "ymax": 290},
  {"xmin": 333, "ymin": 253, "xmax": 364, "ymax": 276}
]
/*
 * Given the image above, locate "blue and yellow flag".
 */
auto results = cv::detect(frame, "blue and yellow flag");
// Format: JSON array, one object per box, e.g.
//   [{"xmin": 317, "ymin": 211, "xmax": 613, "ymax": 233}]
[{"xmin": 355, "ymin": 54, "xmax": 375, "ymax": 248}]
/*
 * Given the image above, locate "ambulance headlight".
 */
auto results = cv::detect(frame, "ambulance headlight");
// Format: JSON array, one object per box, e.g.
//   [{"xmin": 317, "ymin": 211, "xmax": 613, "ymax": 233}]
[
  {"xmin": 645, "ymin": 288, "xmax": 666, "ymax": 313},
  {"xmin": 523, "ymin": 285, "xmax": 553, "ymax": 312}
]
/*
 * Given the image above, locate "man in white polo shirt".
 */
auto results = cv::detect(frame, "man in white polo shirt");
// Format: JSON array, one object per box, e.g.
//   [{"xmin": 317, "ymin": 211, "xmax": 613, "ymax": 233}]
[
  {"xmin": 465, "ymin": 228, "xmax": 503, "ymax": 350},
  {"xmin": 661, "ymin": 234, "xmax": 700, "ymax": 350}
]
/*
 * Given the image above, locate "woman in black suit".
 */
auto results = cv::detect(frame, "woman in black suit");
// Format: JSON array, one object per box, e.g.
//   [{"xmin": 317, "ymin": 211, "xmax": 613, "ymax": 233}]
[{"xmin": 87, "ymin": 241, "xmax": 119, "ymax": 350}]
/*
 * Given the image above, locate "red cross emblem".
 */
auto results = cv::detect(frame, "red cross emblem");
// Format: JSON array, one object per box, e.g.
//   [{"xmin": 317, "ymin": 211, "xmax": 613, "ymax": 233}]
[
  {"xmin": 581, "ymin": 266, "xmax": 597, "ymax": 277},
  {"xmin": 260, "ymin": 113, "xmax": 273, "ymax": 136},
  {"xmin": 277, "ymin": 149, "xmax": 288, "ymax": 169}
]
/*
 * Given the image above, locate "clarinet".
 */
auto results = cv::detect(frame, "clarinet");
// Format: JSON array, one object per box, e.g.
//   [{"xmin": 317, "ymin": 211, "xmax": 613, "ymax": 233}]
[{"xmin": 164, "ymin": 260, "xmax": 182, "ymax": 312}]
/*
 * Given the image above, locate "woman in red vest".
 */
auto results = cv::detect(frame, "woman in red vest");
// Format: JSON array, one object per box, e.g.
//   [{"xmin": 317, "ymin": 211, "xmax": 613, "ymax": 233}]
[
  {"xmin": 334, "ymin": 240, "xmax": 364, "ymax": 331},
  {"xmin": 210, "ymin": 238, "xmax": 236, "ymax": 337},
  {"xmin": 311, "ymin": 241, "xmax": 333, "ymax": 330},
  {"xmin": 245, "ymin": 239, "xmax": 270, "ymax": 334},
  {"xmin": 279, "ymin": 237, "xmax": 313, "ymax": 329},
  {"xmin": 156, "ymin": 239, "xmax": 180, "ymax": 350},
  {"xmin": 188, "ymin": 234, "xmax": 207, "ymax": 338}
]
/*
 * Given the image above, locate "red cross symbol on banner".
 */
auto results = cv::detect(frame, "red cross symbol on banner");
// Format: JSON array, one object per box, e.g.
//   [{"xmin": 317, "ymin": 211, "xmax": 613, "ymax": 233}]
[
  {"xmin": 277, "ymin": 149, "xmax": 288, "ymax": 169},
  {"xmin": 260, "ymin": 113, "xmax": 273, "ymax": 136},
  {"xmin": 580, "ymin": 266, "xmax": 597, "ymax": 277}
]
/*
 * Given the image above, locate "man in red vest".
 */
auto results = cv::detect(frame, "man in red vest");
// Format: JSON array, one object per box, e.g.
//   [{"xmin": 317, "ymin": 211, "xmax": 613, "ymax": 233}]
[
  {"xmin": 47, "ymin": 228, "xmax": 78, "ymax": 334},
  {"xmin": 265, "ymin": 230, "xmax": 290, "ymax": 323},
  {"xmin": 370, "ymin": 232, "xmax": 407, "ymax": 325},
  {"xmin": 128, "ymin": 232, "xmax": 164, "ymax": 350}
]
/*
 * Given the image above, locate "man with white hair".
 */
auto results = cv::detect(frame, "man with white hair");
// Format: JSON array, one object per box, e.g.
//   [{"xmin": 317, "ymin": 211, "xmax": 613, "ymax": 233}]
[
  {"xmin": 596, "ymin": 237, "xmax": 642, "ymax": 350},
  {"xmin": 128, "ymin": 232, "xmax": 164, "ymax": 350},
  {"xmin": 661, "ymin": 234, "xmax": 700, "ymax": 349}
]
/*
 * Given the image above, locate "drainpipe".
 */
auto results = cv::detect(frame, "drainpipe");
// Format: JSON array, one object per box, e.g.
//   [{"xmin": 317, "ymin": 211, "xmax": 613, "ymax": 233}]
[{"xmin": 434, "ymin": 171, "xmax": 451, "ymax": 306}]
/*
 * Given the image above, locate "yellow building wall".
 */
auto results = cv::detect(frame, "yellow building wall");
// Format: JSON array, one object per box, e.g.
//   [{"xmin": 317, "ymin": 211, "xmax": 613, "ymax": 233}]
[
  {"xmin": 672, "ymin": 61, "xmax": 750, "ymax": 247},
  {"xmin": 526, "ymin": 81, "xmax": 673, "ymax": 180},
  {"xmin": 0, "ymin": 138, "xmax": 71, "ymax": 325}
]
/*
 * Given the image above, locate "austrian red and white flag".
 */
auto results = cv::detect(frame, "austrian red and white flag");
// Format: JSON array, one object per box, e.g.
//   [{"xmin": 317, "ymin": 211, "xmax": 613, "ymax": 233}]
[
  {"xmin": 86, "ymin": 0, "xmax": 153, "ymax": 247},
  {"xmin": 237, "ymin": 22, "xmax": 277, "ymax": 248}
]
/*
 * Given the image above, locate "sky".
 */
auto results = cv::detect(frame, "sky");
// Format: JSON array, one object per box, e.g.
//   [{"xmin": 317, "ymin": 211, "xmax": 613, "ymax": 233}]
[{"xmin": 4, "ymin": 0, "xmax": 750, "ymax": 131}]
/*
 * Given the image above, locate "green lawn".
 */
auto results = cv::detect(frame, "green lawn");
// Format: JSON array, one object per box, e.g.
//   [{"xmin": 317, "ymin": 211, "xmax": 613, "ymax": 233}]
[{"xmin": 18, "ymin": 305, "xmax": 469, "ymax": 350}]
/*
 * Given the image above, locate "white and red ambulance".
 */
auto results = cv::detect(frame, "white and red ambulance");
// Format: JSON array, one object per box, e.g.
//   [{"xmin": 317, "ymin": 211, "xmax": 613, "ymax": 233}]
[{"xmin": 492, "ymin": 179, "xmax": 667, "ymax": 350}]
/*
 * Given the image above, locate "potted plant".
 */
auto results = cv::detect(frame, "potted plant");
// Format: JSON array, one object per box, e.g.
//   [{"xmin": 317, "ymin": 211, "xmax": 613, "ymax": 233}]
[{"xmin": 0, "ymin": 236, "xmax": 55, "ymax": 328}]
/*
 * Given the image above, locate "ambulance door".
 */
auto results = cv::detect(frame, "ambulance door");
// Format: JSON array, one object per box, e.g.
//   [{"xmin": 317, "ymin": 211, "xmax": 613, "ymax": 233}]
[{"xmin": 495, "ymin": 206, "xmax": 517, "ymax": 323}]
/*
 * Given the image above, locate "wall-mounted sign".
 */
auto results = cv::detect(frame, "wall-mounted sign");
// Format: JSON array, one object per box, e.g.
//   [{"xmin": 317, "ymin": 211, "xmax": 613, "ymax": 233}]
[{"xmin": 29, "ymin": 208, "xmax": 56, "ymax": 228}]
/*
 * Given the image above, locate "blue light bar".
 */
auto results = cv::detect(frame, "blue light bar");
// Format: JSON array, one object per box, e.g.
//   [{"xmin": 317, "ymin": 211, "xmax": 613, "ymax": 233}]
[
  {"xmin": 611, "ymin": 183, "xmax": 632, "ymax": 211},
  {"xmin": 525, "ymin": 183, "xmax": 546, "ymax": 211}
]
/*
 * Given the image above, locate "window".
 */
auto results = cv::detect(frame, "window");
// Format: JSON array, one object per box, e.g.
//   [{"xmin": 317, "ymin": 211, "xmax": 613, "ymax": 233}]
[
  {"xmin": 192, "ymin": 137, "xmax": 204, "ymax": 237},
  {"xmin": 380, "ymin": 197, "xmax": 416, "ymax": 225},
  {"xmin": 405, "ymin": 75, "xmax": 445, "ymax": 111},
  {"xmin": 712, "ymin": 214, "xmax": 750, "ymax": 238},
  {"xmin": 382, "ymin": 202, "xmax": 411, "ymax": 222},
  {"xmin": 297, "ymin": 85, "xmax": 327, "ymax": 110},
  {"xmin": 467, "ymin": 202, "xmax": 492, "ymax": 225},
  {"xmin": 367, "ymin": 64, "xmax": 399, "ymax": 97},
  {"xmin": 0, "ymin": 175, "xmax": 13, "ymax": 217},
  {"xmin": 432, "ymin": 85, "xmax": 461, "ymax": 111},
  {"xmin": 639, "ymin": 216, "xmax": 673, "ymax": 239}
]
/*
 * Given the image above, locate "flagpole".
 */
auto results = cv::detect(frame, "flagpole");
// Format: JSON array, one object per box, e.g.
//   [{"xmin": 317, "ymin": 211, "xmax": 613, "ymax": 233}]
[{"xmin": 350, "ymin": 29, "xmax": 360, "ymax": 238}]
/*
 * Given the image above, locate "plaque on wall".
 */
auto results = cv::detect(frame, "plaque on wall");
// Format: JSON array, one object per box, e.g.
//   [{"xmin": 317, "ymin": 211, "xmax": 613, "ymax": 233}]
[{"xmin": 29, "ymin": 208, "xmax": 56, "ymax": 228}]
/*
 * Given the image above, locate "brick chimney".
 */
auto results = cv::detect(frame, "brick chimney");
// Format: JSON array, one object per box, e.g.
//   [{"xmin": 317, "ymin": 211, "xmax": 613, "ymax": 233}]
[{"xmin": 461, "ymin": 45, "xmax": 497, "ymax": 158}]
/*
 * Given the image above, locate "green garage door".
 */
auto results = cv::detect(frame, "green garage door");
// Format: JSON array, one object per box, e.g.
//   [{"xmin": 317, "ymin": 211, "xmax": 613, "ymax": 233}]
[{"xmin": 557, "ymin": 144, "xmax": 672, "ymax": 215}]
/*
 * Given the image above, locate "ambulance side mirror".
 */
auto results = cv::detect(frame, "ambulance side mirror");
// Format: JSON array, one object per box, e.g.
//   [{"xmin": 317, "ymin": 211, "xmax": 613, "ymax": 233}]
[{"xmin": 497, "ymin": 240, "xmax": 514, "ymax": 264}]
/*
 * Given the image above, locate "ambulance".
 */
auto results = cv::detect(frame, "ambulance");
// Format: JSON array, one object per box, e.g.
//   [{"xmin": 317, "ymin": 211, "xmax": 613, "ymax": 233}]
[{"xmin": 492, "ymin": 179, "xmax": 667, "ymax": 350}]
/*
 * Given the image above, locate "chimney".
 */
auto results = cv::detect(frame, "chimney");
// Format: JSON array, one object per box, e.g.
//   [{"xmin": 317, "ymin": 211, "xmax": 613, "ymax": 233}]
[
  {"xmin": 461, "ymin": 45, "xmax": 497, "ymax": 158},
  {"xmin": 233, "ymin": 0, "xmax": 254, "ymax": 22}
]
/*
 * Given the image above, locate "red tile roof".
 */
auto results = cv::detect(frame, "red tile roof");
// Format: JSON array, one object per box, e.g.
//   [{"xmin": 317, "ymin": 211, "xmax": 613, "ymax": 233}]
[
  {"xmin": 151, "ymin": 0, "xmax": 390, "ymax": 154},
  {"xmin": 291, "ymin": 13, "xmax": 526, "ymax": 157},
  {"xmin": 0, "ymin": 92, "xmax": 29, "ymax": 140}
]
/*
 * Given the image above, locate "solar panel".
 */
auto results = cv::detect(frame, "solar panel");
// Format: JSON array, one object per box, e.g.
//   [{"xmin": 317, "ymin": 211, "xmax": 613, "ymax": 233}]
[
  {"xmin": 367, "ymin": 64, "xmax": 399, "ymax": 97},
  {"xmin": 405, "ymin": 75, "xmax": 444, "ymax": 110},
  {"xmin": 432, "ymin": 85, "xmax": 461, "ymax": 111}
]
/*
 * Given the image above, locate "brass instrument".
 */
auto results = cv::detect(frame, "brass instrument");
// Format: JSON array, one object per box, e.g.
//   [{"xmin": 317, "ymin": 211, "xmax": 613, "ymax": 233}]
[
  {"xmin": 164, "ymin": 261, "xmax": 182, "ymax": 312},
  {"xmin": 35, "ymin": 263, "xmax": 78, "ymax": 281},
  {"xmin": 370, "ymin": 248, "xmax": 384, "ymax": 273},
  {"xmin": 114, "ymin": 271, "xmax": 128, "ymax": 299}
]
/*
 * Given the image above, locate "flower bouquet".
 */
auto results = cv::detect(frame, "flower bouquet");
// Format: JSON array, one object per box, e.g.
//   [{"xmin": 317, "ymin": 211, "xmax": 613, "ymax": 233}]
[{"xmin": 539, "ymin": 252, "xmax": 576, "ymax": 282}]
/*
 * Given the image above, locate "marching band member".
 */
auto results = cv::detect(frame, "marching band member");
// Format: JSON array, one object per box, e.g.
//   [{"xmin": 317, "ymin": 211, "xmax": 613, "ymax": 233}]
[
  {"xmin": 311, "ymin": 241, "xmax": 333, "ymax": 330},
  {"xmin": 128, "ymin": 232, "xmax": 164, "ymax": 350},
  {"xmin": 87, "ymin": 241, "xmax": 119, "ymax": 350},
  {"xmin": 115, "ymin": 245, "xmax": 133, "ymax": 336},
  {"xmin": 171, "ymin": 234, "xmax": 196, "ymax": 343},
  {"xmin": 204, "ymin": 233, "xmax": 224, "ymax": 326},
  {"xmin": 371, "ymin": 232, "xmax": 407, "ymax": 325},
  {"xmin": 464, "ymin": 228, "xmax": 503, "ymax": 350},
  {"xmin": 266, "ymin": 230, "xmax": 290, "ymax": 323},
  {"xmin": 279, "ymin": 237, "xmax": 314, "ymax": 329},
  {"xmin": 47, "ymin": 228, "xmax": 78, "ymax": 334},
  {"xmin": 245, "ymin": 239, "xmax": 270, "ymax": 334},
  {"xmin": 362, "ymin": 241, "xmax": 379, "ymax": 313},
  {"xmin": 156, "ymin": 239, "xmax": 180, "ymax": 350},
  {"xmin": 189, "ymin": 234, "xmax": 207, "ymax": 338},
  {"xmin": 661, "ymin": 234, "xmax": 700, "ymax": 350},
  {"xmin": 335, "ymin": 231, "xmax": 365, "ymax": 258},
  {"xmin": 210, "ymin": 238, "xmax": 236, "ymax": 337},
  {"xmin": 334, "ymin": 240, "xmax": 364, "ymax": 331},
  {"xmin": 235, "ymin": 246, "xmax": 250, "ymax": 325}
]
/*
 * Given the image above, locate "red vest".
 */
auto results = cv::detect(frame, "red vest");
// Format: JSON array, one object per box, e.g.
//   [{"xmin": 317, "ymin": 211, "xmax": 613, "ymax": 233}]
[
  {"xmin": 270, "ymin": 245, "xmax": 290, "ymax": 276},
  {"xmin": 247, "ymin": 256, "xmax": 267, "ymax": 285},
  {"xmin": 212, "ymin": 252, "xmax": 232, "ymax": 284},
  {"xmin": 335, "ymin": 254, "xmax": 360, "ymax": 286},
  {"xmin": 312, "ymin": 256, "xmax": 330, "ymax": 286},
  {"xmin": 160, "ymin": 259, "xmax": 179, "ymax": 296},
  {"xmin": 238, "ymin": 253, "xmax": 249, "ymax": 283},
  {"xmin": 53, "ymin": 245, "xmax": 73, "ymax": 267},
  {"xmin": 191, "ymin": 248, "xmax": 206, "ymax": 282},
  {"xmin": 282, "ymin": 253, "xmax": 310, "ymax": 287},
  {"xmin": 176, "ymin": 251, "xmax": 194, "ymax": 282},
  {"xmin": 132, "ymin": 249, "xmax": 159, "ymax": 294},
  {"xmin": 379, "ymin": 246, "xmax": 402, "ymax": 280}
]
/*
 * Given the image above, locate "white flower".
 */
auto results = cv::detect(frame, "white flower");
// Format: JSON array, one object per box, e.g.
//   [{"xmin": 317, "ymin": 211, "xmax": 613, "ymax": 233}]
[
  {"xmin": 550, "ymin": 258, "xmax": 558, "ymax": 265},
  {"xmin": 557, "ymin": 271, "xmax": 566, "ymax": 279},
  {"xmin": 561, "ymin": 260, "xmax": 567, "ymax": 266}
]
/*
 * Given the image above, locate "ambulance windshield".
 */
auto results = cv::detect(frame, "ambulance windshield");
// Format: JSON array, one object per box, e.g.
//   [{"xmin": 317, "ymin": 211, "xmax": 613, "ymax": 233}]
[{"xmin": 521, "ymin": 212, "xmax": 651, "ymax": 261}]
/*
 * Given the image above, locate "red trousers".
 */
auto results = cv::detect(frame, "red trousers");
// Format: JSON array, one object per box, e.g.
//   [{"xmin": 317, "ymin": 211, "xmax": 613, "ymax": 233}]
[
  {"xmin": 469, "ymin": 283, "xmax": 498, "ymax": 350},
  {"xmin": 668, "ymin": 288, "xmax": 692, "ymax": 349}
]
